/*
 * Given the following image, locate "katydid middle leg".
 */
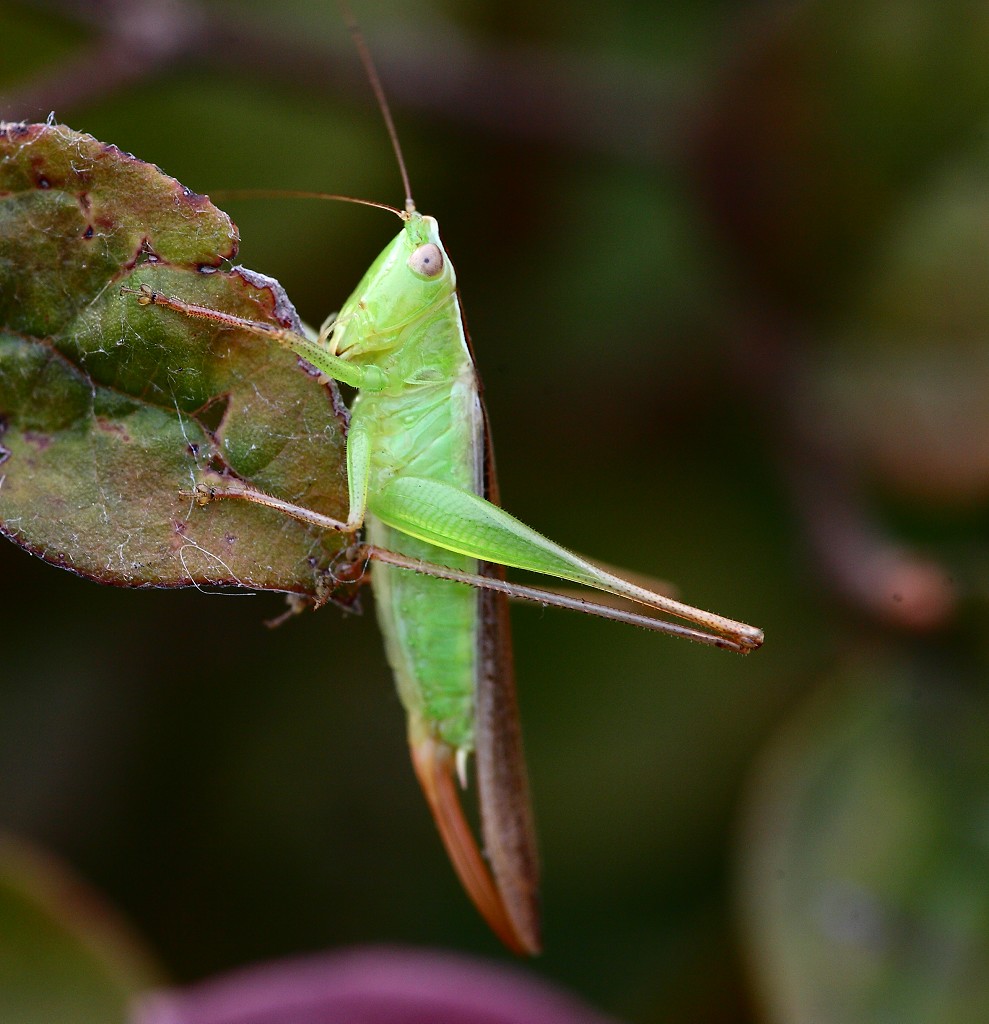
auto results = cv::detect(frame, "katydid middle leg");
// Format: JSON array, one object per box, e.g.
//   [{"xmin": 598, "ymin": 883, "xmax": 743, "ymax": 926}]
[
  {"xmin": 193, "ymin": 419, "xmax": 373, "ymax": 536},
  {"xmin": 125, "ymin": 281, "xmax": 378, "ymax": 532}
]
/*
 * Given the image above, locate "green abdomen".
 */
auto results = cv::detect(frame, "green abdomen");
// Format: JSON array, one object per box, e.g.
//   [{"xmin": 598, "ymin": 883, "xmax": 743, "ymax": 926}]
[{"xmin": 368, "ymin": 515, "xmax": 478, "ymax": 750}]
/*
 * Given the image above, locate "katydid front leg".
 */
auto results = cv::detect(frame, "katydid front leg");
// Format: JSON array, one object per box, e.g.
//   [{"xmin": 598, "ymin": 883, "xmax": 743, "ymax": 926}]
[{"xmin": 124, "ymin": 284, "xmax": 387, "ymax": 394}]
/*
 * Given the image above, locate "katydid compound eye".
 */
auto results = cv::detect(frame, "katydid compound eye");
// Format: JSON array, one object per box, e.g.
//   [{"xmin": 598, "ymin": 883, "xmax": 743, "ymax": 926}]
[{"xmin": 408, "ymin": 242, "xmax": 444, "ymax": 278}]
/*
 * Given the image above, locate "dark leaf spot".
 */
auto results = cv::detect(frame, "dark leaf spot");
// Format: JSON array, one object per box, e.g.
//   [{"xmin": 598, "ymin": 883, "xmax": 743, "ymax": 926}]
[
  {"xmin": 23, "ymin": 430, "xmax": 52, "ymax": 451},
  {"xmin": 95, "ymin": 418, "xmax": 131, "ymax": 442},
  {"xmin": 197, "ymin": 394, "xmax": 230, "ymax": 436},
  {"xmin": 139, "ymin": 239, "xmax": 161, "ymax": 263}
]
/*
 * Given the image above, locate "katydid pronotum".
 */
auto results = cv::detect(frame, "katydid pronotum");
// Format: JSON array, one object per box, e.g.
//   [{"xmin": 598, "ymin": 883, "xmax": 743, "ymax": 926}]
[{"xmin": 125, "ymin": 27, "xmax": 763, "ymax": 956}]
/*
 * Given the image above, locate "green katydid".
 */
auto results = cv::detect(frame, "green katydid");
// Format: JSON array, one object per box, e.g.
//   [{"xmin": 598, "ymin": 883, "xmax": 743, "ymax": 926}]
[{"xmin": 125, "ymin": 25, "xmax": 763, "ymax": 956}]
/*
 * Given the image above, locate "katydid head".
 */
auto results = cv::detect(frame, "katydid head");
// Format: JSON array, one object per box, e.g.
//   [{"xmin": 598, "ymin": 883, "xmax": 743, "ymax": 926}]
[{"xmin": 327, "ymin": 212, "xmax": 456, "ymax": 361}]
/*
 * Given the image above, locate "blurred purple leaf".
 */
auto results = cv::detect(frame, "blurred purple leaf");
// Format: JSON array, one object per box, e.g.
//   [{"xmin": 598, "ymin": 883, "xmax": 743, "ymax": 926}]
[
  {"xmin": 132, "ymin": 947, "xmax": 623, "ymax": 1024},
  {"xmin": 739, "ymin": 661, "xmax": 989, "ymax": 1024}
]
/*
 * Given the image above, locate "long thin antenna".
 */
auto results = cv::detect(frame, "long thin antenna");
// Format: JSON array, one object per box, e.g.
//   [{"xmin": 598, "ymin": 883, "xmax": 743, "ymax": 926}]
[
  {"xmin": 210, "ymin": 189, "xmax": 404, "ymax": 218},
  {"xmin": 339, "ymin": 1, "xmax": 416, "ymax": 214}
]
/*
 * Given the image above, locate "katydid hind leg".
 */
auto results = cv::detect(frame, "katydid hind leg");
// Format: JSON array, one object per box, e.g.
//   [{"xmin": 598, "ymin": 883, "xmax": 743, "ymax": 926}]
[
  {"xmin": 358, "ymin": 544, "xmax": 756, "ymax": 651},
  {"xmin": 370, "ymin": 476, "xmax": 764, "ymax": 649}
]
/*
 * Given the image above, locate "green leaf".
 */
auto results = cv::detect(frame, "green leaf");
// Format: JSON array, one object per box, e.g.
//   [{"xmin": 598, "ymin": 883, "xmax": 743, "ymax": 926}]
[
  {"xmin": 0, "ymin": 835, "xmax": 160, "ymax": 1024},
  {"xmin": 740, "ymin": 661, "xmax": 989, "ymax": 1024},
  {"xmin": 0, "ymin": 121, "xmax": 349, "ymax": 595}
]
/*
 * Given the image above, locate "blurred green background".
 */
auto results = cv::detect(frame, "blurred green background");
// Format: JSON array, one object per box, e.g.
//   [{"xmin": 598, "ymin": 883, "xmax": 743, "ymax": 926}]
[{"xmin": 2, "ymin": 1, "xmax": 988, "ymax": 1021}]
